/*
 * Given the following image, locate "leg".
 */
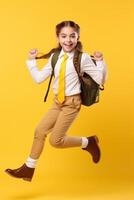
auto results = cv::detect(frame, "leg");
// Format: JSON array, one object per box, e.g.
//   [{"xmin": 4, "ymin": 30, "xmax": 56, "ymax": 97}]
[
  {"xmin": 49, "ymin": 95, "xmax": 101, "ymax": 163},
  {"xmin": 29, "ymin": 100, "xmax": 61, "ymax": 159},
  {"xmin": 49, "ymin": 95, "xmax": 82, "ymax": 148},
  {"xmin": 5, "ymin": 100, "xmax": 61, "ymax": 181}
]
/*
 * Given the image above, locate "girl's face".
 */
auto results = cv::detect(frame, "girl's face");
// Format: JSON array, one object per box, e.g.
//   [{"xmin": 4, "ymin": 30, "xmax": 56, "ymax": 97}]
[{"xmin": 57, "ymin": 26, "xmax": 79, "ymax": 52}]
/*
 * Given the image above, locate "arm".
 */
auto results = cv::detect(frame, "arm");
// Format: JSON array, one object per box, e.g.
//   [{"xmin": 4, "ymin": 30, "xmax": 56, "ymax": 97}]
[
  {"xmin": 81, "ymin": 52, "xmax": 108, "ymax": 85},
  {"xmin": 26, "ymin": 53, "xmax": 53, "ymax": 84},
  {"xmin": 95, "ymin": 59, "xmax": 108, "ymax": 85}
]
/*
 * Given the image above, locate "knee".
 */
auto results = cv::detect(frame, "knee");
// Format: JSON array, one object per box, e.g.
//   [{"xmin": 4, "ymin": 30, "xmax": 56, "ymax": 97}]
[
  {"xmin": 34, "ymin": 126, "xmax": 47, "ymax": 141},
  {"xmin": 49, "ymin": 135, "xmax": 64, "ymax": 148}
]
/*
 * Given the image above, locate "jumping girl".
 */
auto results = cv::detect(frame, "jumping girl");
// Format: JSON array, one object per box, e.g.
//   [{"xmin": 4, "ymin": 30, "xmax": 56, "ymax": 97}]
[{"xmin": 5, "ymin": 20, "xmax": 107, "ymax": 182}]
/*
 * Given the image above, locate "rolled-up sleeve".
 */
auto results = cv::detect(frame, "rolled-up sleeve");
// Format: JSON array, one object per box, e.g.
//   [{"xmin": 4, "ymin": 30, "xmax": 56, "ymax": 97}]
[
  {"xmin": 81, "ymin": 52, "xmax": 108, "ymax": 85},
  {"xmin": 26, "ymin": 54, "xmax": 53, "ymax": 84}
]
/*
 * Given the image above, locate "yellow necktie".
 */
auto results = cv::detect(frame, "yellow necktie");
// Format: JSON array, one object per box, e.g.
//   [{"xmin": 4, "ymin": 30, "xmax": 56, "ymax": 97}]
[{"xmin": 58, "ymin": 53, "xmax": 68, "ymax": 103}]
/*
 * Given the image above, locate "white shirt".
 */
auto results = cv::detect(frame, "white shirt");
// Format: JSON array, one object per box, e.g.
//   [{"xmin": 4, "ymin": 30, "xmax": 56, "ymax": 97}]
[{"xmin": 26, "ymin": 49, "xmax": 108, "ymax": 96}]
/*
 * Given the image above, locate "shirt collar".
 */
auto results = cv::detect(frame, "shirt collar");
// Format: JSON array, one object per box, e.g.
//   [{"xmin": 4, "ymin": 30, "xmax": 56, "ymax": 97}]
[{"xmin": 58, "ymin": 48, "xmax": 75, "ymax": 59}]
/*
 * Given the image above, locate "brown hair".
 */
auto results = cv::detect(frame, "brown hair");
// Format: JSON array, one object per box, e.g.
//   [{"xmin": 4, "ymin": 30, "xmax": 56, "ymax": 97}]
[{"xmin": 36, "ymin": 20, "xmax": 83, "ymax": 60}]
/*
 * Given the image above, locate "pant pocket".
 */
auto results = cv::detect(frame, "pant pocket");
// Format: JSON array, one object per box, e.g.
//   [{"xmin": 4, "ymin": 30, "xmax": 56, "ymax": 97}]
[{"xmin": 72, "ymin": 96, "xmax": 81, "ymax": 110}]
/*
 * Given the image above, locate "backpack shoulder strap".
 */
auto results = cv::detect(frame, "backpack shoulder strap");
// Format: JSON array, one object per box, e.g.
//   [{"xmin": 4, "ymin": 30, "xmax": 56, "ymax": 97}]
[
  {"xmin": 74, "ymin": 52, "xmax": 97, "ymax": 74},
  {"xmin": 44, "ymin": 50, "xmax": 60, "ymax": 102},
  {"xmin": 73, "ymin": 52, "xmax": 82, "ymax": 75},
  {"xmin": 51, "ymin": 50, "xmax": 61, "ymax": 73}
]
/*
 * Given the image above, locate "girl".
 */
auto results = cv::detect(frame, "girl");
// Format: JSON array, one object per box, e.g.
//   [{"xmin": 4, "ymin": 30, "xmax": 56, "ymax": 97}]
[{"xmin": 5, "ymin": 20, "xmax": 107, "ymax": 182}]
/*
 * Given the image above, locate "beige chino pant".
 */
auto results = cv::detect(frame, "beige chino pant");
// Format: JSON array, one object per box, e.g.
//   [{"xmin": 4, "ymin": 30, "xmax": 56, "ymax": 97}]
[{"xmin": 30, "ymin": 94, "xmax": 82, "ymax": 159}]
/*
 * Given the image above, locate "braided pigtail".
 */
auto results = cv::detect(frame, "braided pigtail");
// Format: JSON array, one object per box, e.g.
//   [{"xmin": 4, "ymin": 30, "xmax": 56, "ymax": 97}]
[
  {"xmin": 36, "ymin": 45, "xmax": 62, "ymax": 60},
  {"xmin": 73, "ymin": 41, "xmax": 83, "ymax": 72}
]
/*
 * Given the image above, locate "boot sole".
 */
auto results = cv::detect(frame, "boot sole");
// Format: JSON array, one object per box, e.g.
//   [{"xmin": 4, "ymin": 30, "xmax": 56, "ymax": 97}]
[
  {"xmin": 93, "ymin": 135, "xmax": 100, "ymax": 163},
  {"xmin": 23, "ymin": 177, "xmax": 32, "ymax": 182}
]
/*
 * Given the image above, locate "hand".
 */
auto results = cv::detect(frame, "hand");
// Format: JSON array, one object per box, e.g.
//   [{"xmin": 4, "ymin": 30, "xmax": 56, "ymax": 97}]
[
  {"xmin": 93, "ymin": 51, "xmax": 103, "ymax": 61},
  {"xmin": 28, "ymin": 48, "xmax": 38, "ymax": 59}
]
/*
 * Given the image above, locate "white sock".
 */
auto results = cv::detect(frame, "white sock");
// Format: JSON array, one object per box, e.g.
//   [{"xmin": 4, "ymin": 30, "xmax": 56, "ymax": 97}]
[
  {"xmin": 81, "ymin": 137, "xmax": 88, "ymax": 148},
  {"xmin": 25, "ymin": 157, "xmax": 38, "ymax": 168}
]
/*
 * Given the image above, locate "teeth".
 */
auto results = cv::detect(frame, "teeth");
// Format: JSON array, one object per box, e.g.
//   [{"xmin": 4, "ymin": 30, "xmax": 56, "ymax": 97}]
[{"xmin": 65, "ymin": 44, "xmax": 72, "ymax": 46}]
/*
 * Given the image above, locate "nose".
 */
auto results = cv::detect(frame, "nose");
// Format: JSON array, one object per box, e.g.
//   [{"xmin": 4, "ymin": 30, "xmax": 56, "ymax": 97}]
[{"xmin": 66, "ymin": 36, "xmax": 71, "ymax": 42}]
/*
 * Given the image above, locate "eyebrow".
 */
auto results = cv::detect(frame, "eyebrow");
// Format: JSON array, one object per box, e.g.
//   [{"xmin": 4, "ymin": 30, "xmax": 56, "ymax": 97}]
[{"xmin": 60, "ymin": 33, "xmax": 76, "ymax": 36}]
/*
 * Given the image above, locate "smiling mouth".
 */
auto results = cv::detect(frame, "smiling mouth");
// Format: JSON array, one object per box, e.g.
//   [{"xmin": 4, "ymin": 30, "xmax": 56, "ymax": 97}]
[{"xmin": 64, "ymin": 44, "xmax": 73, "ymax": 47}]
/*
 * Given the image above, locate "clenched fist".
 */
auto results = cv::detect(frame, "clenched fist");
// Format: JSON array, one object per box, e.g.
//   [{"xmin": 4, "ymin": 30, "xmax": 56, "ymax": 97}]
[
  {"xmin": 93, "ymin": 51, "xmax": 103, "ymax": 61},
  {"xmin": 28, "ymin": 49, "xmax": 38, "ymax": 59}
]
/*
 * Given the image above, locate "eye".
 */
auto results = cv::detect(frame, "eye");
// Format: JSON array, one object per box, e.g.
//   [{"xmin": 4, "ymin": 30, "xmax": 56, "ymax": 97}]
[
  {"xmin": 71, "ymin": 35, "xmax": 76, "ymax": 38},
  {"xmin": 61, "ymin": 35, "xmax": 66, "ymax": 38}
]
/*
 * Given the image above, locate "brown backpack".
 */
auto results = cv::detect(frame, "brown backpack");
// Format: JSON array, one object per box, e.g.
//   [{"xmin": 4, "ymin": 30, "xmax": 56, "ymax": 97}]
[{"xmin": 44, "ymin": 50, "xmax": 104, "ymax": 106}]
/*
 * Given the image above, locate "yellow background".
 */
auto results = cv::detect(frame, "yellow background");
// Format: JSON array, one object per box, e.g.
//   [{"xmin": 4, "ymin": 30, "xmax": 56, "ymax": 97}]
[{"xmin": 0, "ymin": 0, "xmax": 133, "ymax": 199}]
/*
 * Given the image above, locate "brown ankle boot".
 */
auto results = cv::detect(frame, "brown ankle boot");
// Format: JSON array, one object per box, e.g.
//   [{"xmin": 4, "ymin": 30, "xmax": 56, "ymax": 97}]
[
  {"xmin": 5, "ymin": 164, "xmax": 35, "ymax": 182},
  {"xmin": 82, "ymin": 135, "xmax": 101, "ymax": 163}
]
